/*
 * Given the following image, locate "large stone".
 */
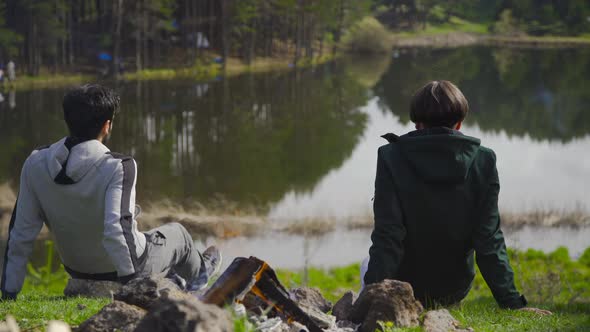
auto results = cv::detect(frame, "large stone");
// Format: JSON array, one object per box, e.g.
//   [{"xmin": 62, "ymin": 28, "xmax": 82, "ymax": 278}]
[
  {"xmin": 298, "ymin": 304, "xmax": 336, "ymax": 329},
  {"xmin": 322, "ymin": 320, "xmax": 358, "ymax": 332},
  {"xmin": 0, "ymin": 315, "xmax": 19, "ymax": 332},
  {"xmin": 349, "ymin": 279, "xmax": 423, "ymax": 332},
  {"xmin": 134, "ymin": 297, "xmax": 233, "ymax": 332},
  {"xmin": 114, "ymin": 276, "xmax": 190, "ymax": 310},
  {"xmin": 422, "ymin": 309, "xmax": 473, "ymax": 332},
  {"xmin": 77, "ymin": 301, "xmax": 146, "ymax": 332},
  {"xmin": 46, "ymin": 321, "xmax": 71, "ymax": 332},
  {"xmin": 63, "ymin": 279, "xmax": 121, "ymax": 298},
  {"xmin": 289, "ymin": 287, "xmax": 332, "ymax": 313},
  {"xmin": 331, "ymin": 291, "xmax": 357, "ymax": 322}
]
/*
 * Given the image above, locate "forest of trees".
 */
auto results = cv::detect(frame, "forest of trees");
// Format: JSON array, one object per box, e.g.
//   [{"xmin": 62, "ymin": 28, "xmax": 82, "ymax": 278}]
[
  {"xmin": 0, "ymin": 0, "xmax": 372, "ymax": 76},
  {"xmin": 376, "ymin": 0, "xmax": 590, "ymax": 36},
  {"xmin": 0, "ymin": 0, "xmax": 588, "ymax": 77}
]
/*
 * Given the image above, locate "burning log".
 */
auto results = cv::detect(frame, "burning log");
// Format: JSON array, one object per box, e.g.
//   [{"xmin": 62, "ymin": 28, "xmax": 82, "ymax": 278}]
[{"xmin": 201, "ymin": 256, "xmax": 323, "ymax": 332}]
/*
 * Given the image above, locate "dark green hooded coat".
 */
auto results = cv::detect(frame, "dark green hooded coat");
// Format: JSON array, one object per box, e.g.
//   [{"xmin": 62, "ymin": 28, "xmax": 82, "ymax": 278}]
[{"xmin": 364, "ymin": 127, "xmax": 526, "ymax": 309}]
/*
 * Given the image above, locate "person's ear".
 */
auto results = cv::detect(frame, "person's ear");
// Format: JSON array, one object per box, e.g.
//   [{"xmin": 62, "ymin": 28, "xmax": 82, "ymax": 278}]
[
  {"xmin": 455, "ymin": 121, "xmax": 462, "ymax": 130},
  {"xmin": 102, "ymin": 120, "xmax": 111, "ymax": 136}
]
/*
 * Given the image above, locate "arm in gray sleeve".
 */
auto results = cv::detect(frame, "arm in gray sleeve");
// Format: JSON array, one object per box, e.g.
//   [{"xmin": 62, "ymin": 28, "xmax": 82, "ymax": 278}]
[
  {"xmin": 103, "ymin": 158, "xmax": 140, "ymax": 281},
  {"xmin": 1, "ymin": 160, "xmax": 45, "ymax": 299}
]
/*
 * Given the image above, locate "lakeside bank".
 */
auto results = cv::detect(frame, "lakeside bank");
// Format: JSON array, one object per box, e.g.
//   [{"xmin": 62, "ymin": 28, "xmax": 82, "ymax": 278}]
[
  {"xmin": 1, "ymin": 54, "xmax": 337, "ymax": 91},
  {"xmin": 0, "ymin": 245, "xmax": 588, "ymax": 331},
  {"xmin": 390, "ymin": 31, "xmax": 590, "ymax": 49},
  {"xmin": 5, "ymin": 30, "xmax": 590, "ymax": 91}
]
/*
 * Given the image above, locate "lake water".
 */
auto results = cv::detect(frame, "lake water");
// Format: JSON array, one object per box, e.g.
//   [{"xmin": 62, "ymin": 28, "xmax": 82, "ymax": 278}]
[{"xmin": 1, "ymin": 46, "xmax": 589, "ymax": 268}]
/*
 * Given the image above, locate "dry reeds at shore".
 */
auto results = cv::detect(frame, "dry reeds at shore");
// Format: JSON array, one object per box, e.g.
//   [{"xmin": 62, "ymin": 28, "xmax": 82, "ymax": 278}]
[{"xmin": 0, "ymin": 183, "xmax": 588, "ymax": 239}]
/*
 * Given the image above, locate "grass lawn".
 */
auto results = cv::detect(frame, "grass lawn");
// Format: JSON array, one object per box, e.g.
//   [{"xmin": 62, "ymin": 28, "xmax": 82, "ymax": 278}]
[
  {"xmin": 394, "ymin": 16, "xmax": 490, "ymax": 38},
  {"xmin": 1, "ymin": 246, "xmax": 588, "ymax": 331},
  {"xmin": 2, "ymin": 74, "xmax": 92, "ymax": 91}
]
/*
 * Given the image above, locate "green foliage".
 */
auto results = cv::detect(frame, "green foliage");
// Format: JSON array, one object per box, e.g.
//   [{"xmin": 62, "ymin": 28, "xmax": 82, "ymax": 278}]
[
  {"xmin": 233, "ymin": 314, "xmax": 256, "ymax": 332},
  {"xmin": 342, "ymin": 17, "xmax": 391, "ymax": 54},
  {"xmin": 378, "ymin": 0, "xmax": 590, "ymax": 36},
  {"xmin": 579, "ymin": 247, "xmax": 590, "ymax": 267},
  {"xmin": 25, "ymin": 241, "xmax": 68, "ymax": 293},
  {"xmin": 492, "ymin": 9, "xmax": 524, "ymax": 36},
  {"xmin": 0, "ymin": 2, "xmax": 22, "ymax": 57}
]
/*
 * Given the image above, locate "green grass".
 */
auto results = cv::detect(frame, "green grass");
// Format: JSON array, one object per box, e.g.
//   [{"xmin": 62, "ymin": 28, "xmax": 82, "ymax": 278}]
[
  {"xmin": 487, "ymin": 34, "xmax": 590, "ymax": 46},
  {"xmin": 1, "ymin": 74, "xmax": 92, "ymax": 90},
  {"xmin": 1, "ymin": 246, "xmax": 588, "ymax": 331},
  {"xmin": 277, "ymin": 247, "xmax": 590, "ymax": 331},
  {"xmin": 395, "ymin": 16, "xmax": 489, "ymax": 37},
  {"xmin": 0, "ymin": 275, "xmax": 107, "ymax": 330},
  {"xmin": 123, "ymin": 62, "xmax": 222, "ymax": 81}
]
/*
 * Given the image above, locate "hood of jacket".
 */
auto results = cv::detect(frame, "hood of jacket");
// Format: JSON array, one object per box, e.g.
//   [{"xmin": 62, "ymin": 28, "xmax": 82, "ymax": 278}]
[
  {"xmin": 396, "ymin": 127, "xmax": 481, "ymax": 184},
  {"xmin": 46, "ymin": 137, "xmax": 110, "ymax": 184}
]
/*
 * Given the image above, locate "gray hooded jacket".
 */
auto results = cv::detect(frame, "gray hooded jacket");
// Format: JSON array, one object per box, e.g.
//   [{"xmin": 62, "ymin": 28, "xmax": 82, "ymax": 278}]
[{"xmin": 1, "ymin": 137, "xmax": 146, "ymax": 297}]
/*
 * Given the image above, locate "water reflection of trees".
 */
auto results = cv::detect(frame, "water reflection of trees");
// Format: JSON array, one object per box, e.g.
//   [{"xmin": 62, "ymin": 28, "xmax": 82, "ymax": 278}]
[
  {"xmin": 0, "ymin": 65, "xmax": 369, "ymax": 209},
  {"xmin": 374, "ymin": 47, "xmax": 590, "ymax": 142}
]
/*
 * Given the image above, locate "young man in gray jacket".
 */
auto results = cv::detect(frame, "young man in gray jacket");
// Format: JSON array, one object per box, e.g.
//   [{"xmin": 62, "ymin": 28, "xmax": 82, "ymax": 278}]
[{"xmin": 1, "ymin": 84, "xmax": 221, "ymax": 300}]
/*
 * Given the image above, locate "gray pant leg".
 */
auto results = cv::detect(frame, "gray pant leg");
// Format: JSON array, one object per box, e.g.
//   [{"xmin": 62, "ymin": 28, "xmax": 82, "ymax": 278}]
[{"xmin": 138, "ymin": 222, "xmax": 203, "ymax": 281}]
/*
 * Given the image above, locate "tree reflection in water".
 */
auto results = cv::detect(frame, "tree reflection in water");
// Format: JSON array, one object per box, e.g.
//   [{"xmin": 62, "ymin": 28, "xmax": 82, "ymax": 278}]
[
  {"xmin": 0, "ymin": 64, "xmax": 369, "ymax": 211},
  {"xmin": 374, "ymin": 47, "xmax": 590, "ymax": 142}
]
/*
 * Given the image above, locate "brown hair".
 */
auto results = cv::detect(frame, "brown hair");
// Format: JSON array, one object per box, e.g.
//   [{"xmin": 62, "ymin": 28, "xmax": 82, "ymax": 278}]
[{"xmin": 410, "ymin": 80, "xmax": 469, "ymax": 128}]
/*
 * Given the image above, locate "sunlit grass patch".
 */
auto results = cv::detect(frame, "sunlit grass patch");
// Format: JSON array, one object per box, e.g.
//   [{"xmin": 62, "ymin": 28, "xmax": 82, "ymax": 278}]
[
  {"xmin": 1, "ymin": 244, "xmax": 588, "ymax": 331},
  {"xmin": 3, "ymin": 74, "xmax": 92, "ymax": 90},
  {"xmin": 395, "ymin": 16, "xmax": 489, "ymax": 37}
]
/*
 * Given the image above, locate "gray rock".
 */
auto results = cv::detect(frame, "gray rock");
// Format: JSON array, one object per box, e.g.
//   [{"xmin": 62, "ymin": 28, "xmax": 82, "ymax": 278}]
[
  {"xmin": 255, "ymin": 317, "xmax": 284, "ymax": 332},
  {"xmin": 298, "ymin": 304, "xmax": 336, "ymax": 329},
  {"xmin": 46, "ymin": 321, "xmax": 71, "ymax": 332},
  {"xmin": 290, "ymin": 287, "xmax": 332, "ymax": 313},
  {"xmin": 77, "ymin": 301, "xmax": 146, "ymax": 332},
  {"xmin": 134, "ymin": 297, "xmax": 233, "ymax": 332},
  {"xmin": 63, "ymin": 279, "xmax": 121, "ymax": 298},
  {"xmin": 0, "ymin": 315, "xmax": 20, "ymax": 332},
  {"xmin": 331, "ymin": 291, "xmax": 357, "ymax": 322},
  {"xmin": 422, "ymin": 309, "xmax": 473, "ymax": 332},
  {"xmin": 114, "ymin": 276, "xmax": 190, "ymax": 310},
  {"xmin": 288, "ymin": 322, "xmax": 308, "ymax": 332},
  {"xmin": 349, "ymin": 279, "xmax": 423, "ymax": 332}
]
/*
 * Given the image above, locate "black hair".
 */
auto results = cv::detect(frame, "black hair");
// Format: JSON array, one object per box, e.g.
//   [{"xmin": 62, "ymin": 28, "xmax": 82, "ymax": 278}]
[
  {"xmin": 410, "ymin": 80, "xmax": 469, "ymax": 128},
  {"xmin": 63, "ymin": 84, "xmax": 120, "ymax": 139}
]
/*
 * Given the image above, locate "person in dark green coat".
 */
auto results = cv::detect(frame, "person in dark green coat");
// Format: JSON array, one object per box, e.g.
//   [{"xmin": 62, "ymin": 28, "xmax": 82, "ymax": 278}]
[{"xmin": 364, "ymin": 80, "xmax": 550, "ymax": 313}]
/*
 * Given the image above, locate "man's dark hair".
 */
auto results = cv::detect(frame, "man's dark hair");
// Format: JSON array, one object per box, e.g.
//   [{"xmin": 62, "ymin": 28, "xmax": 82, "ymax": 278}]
[
  {"xmin": 63, "ymin": 84, "xmax": 120, "ymax": 139},
  {"xmin": 410, "ymin": 80, "xmax": 469, "ymax": 128}
]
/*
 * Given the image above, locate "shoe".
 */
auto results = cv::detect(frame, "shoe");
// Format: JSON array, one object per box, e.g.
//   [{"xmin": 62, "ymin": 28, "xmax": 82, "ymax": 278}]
[
  {"xmin": 166, "ymin": 271, "xmax": 188, "ymax": 290},
  {"xmin": 188, "ymin": 245, "xmax": 223, "ymax": 291}
]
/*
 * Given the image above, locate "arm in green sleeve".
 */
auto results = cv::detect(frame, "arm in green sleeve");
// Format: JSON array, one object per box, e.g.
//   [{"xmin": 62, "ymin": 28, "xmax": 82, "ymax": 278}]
[
  {"xmin": 364, "ymin": 146, "xmax": 406, "ymax": 285},
  {"xmin": 473, "ymin": 155, "xmax": 526, "ymax": 309}
]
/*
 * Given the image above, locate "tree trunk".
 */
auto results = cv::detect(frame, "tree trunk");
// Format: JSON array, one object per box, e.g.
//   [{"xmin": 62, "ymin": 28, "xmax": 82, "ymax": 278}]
[
  {"xmin": 143, "ymin": 4, "xmax": 149, "ymax": 68},
  {"xmin": 68, "ymin": 0, "xmax": 74, "ymax": 65},
  {"xmin": 112, "ymin": 0, "xmax": 124, "ymax": 78},
  {"xmin": 221, "ymin": 0, "xmax": 229, "ymax": 71},
  {"xmin": 135, "ymin": 0, "xmax": 142, "ymax": 71}
]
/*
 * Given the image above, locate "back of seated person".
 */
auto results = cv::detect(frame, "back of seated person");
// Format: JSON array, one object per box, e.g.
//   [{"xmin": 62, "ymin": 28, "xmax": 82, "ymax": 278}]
[
  {"xmin": 1, "ymin": 84, "xmax": 221, "ymax": 300},
  {"xmin": 364, "ymin": 80, "xmax": 537, "ymax": 311}
]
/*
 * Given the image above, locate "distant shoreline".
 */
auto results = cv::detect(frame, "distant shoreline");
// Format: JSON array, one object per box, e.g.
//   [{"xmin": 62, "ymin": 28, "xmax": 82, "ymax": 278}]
[
  {"xmin": 391, "ymin": 31, "xmax": 590, "ymax": 49},
  {"xmin": 0, "ymin": 54, "xmax": 337, "ymax": 91},
  {"xmin": 4, "ymin": 32, "xmax": 589, "ymax": 90}
]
